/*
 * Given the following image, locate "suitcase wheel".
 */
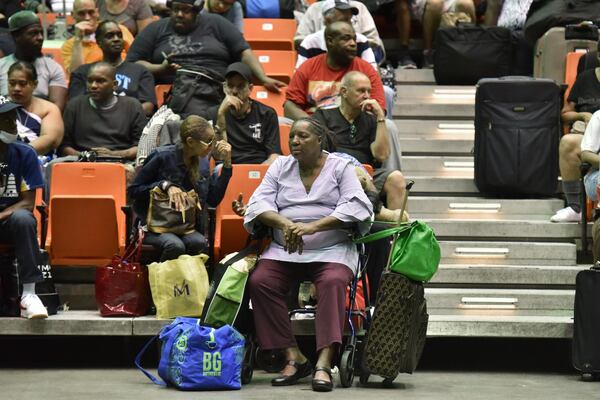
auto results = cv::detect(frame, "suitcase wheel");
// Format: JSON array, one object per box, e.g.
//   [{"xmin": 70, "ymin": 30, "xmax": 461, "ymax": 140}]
[
  {"xmin": 359, "ymin": 371, "xmax": 369, "ymax": 385},
  {"xmin": 382, "ymin": 377, "xmax": 394, "ymax": 387},
  {"xmin": 339, "ymin": 348, "xmax": 355, "ymax": 388}
]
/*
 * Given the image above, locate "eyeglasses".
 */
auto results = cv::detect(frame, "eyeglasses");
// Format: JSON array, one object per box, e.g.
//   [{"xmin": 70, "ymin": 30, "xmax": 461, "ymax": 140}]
[
  {"xmin": 201, "ymin": 135, "xmax": 216, "ymax": 147},
  {"xmin": 349, "ymin": 124, "xmax": 357, "ymax": 144}
]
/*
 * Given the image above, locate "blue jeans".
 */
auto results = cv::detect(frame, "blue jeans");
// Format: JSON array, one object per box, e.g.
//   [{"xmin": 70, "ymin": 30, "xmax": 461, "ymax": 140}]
[
  {"xmin": 584, "ymin": 169, "xmax": 600, "ymax": 201},
  {"xmin": 144, "ymin": 231, "xmax": 208, "ymax": 262}
]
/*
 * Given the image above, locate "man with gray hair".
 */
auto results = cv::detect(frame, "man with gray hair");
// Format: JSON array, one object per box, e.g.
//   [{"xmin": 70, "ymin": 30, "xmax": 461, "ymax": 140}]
[{"xmin": 313, "ymin": 70, "xmax": 406, "ymax": 210}]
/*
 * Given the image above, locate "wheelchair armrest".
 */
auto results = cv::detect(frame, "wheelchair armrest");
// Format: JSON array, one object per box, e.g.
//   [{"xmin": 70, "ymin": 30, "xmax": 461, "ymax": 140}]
[{"xmin": 36, "ymin": 203, "xmax": 48, "ymax": 250}]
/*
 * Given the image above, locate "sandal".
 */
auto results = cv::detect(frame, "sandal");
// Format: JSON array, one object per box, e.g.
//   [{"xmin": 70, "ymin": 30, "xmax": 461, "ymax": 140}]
[
  {"xmin": 312, "ymin": 366, "xmax": 333, "ymax": 392},
  {"xmin": 271, "ymin": 359, "xmax": 313, "ymax": 386}
]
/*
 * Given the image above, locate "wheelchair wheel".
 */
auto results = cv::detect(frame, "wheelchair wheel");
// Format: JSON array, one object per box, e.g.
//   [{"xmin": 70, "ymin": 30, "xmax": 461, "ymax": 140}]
[
  {"xmin": 339, "ymin": 349, "xmax": 354, "ymax": 387},
  {"xmin": 255, "ymin": 347, "xmax": 286, "ymax": 373}
]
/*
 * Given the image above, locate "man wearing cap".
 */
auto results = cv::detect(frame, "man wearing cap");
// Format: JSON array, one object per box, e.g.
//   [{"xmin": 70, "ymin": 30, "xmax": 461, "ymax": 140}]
[
  {"xmin": 295, "ymin": 0, "xmax": 384, "ymax": 62},
  {"xmin": 215, "ymin": 62, "xmax": 281, "ymax": 165},
  {"xmin": 125, "ymin": 0, "xmax": 285, "ymax": 93},
  {"xmin": 0, "ymin": 11, "xmax": 68, "ymax": 112},
  {"xmin": 61, "ymin": 0, "xmax": 134, "ymax": 74},
  {"xmin": 0, "ymin": 94, "xmax": 48, "ymax": 319}
]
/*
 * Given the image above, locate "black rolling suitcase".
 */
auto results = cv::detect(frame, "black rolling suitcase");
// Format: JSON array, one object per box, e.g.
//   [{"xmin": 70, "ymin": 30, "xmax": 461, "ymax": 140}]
[
  {"xmin": 474, "ymin": 77, "xmax": 561, "ymax": 196},
  {"xmin": 433, "ymin": 25, "xmax": 512, "ymax": 85},
  {"xmin": 572, "ymin": 264, "xmax": 600, "ymax": 380}
]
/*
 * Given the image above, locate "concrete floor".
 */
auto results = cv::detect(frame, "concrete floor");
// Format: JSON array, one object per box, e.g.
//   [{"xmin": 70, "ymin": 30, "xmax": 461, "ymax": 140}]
[{"xmin": 0, "ymin": 369, "xmax": 594, "ymax": 400}]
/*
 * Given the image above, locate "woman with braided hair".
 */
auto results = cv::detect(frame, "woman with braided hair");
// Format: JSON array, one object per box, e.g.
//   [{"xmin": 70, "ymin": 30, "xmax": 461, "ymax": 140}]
[{"xmin": 244, "ymin": 117, "xmax": 373, "ymax": 392}]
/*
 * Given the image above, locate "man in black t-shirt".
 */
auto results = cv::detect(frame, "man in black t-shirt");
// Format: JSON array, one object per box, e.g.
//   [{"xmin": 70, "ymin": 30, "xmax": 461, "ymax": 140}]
[
  {"xmin": 60, "ymin": 62, "xmax": 147, "ymax": 160},
  {"xmin": 215, "ymin": 62, "xmax": 281, "ymax": 165},
  {"xmin": 125, "ymin": 0, "xmax": 285, "ymax": 93},
  {"xmin": 313, "ymin": 71, "xmax": 407, "ymax": 210},
  {"xmin": 552, "ymin": 45, "xmax": 600, "ymax": 223},
  {"xmin": 69, "ymin": 20, "xmax": 156, "ymax": 117}
]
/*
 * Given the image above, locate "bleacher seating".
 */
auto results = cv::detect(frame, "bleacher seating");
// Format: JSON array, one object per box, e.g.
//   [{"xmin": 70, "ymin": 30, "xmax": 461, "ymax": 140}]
[
  {"xmin": 251, "ymin": 85, "xmax": 286, "ymax": 116},
  {"xmin": 212, "ymin": 164, "xmax": 269, "ymax": 262},
  {"xmin": 244, "ymin": 18, "xmax": 296, "ymax": 51},
  {"xmin": 155, "ymin": 84, "xmax": 172, "ymax": 108},
  {"xmin": 253, "ymin": 50, "xmax": 296, "ymax": 84},
  {"xmin": 45, "ymin": 163, "xmax": 127, "ymax": 266},
  {"xmin": 279, "ymin": 124, "xmax": 291, "ymax": 155},
  {"xmin": 37, "ymin": 13, "xmax": 75, "ymax": 26}
]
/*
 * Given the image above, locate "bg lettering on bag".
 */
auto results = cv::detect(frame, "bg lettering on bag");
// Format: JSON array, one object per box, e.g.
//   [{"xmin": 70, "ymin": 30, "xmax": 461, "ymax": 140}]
[
  {"xmin": 203, "ymin": 352, "xmax": 222, "ymax": 376},
  {"xmin": 173, "ymin": 280, "xmax": 190, "ymax": 297}
]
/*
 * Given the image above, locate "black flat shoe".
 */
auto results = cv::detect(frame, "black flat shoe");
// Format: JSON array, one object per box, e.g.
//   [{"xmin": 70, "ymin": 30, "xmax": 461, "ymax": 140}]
[
  {"xmin": 271, "ymin": 360, "xmax": 313, "ymax": 386},
  {"xmin": 312, "ymin": 366, "xmax": 334, "ymax": 392}
]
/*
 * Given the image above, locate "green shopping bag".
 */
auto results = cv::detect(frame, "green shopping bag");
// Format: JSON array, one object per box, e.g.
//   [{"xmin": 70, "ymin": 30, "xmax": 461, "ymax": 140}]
[{"xmin": 355, "ymin": 221, "xmax": 440, "ymax": 282}]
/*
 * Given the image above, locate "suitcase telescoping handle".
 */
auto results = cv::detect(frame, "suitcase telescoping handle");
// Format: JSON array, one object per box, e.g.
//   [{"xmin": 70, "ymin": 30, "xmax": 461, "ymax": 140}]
[{"xmin": 384, "ymin": 180, "xmax": 415, "ymax": 272}]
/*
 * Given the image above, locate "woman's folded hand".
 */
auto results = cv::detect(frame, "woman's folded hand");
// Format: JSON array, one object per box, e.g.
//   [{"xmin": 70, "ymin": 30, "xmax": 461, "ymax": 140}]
[
  {"xmin": 167, "ymin": 186, "xmax": 191, "ymax": 212},
  {"xmin": 283, "ymin": 222, "xmax": 317, "ymax": 255}
]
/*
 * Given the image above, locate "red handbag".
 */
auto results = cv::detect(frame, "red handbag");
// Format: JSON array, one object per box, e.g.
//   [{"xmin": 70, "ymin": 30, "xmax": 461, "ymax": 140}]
[{"xmin": 95, "ymin": 229, "xmax": 150, "ymax": 317}]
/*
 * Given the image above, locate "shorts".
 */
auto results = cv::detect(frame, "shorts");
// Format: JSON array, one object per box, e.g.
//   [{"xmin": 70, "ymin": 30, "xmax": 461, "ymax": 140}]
[
  {"xmin": 584, "ymin": 169, "xmax": 600, "ymax": 202},
  {"xmin": 410, "ymin": 0, "xmax": 459, "ymax": 20},
  {"xmin": 373, "ymin": 166, "xmax": 393, "ymax": 196}
]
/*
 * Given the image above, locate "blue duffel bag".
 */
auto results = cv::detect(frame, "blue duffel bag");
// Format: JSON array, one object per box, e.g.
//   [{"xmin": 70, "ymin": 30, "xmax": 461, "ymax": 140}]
[{"xmin": 135, "ymin": 317, "xmax": 245, "ymax": 390}]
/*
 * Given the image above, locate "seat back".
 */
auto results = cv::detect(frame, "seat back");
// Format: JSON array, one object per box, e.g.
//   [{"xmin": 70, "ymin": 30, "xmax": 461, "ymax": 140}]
[
  {"xmin": 244, "ymin": 18, "xmax": 296, "ymax": 50},
  {"xmin": 251, "ymin": 86, "xmax": 286, "ymax": 116},
  {"xmin": 253, "ymin": 50, "xmax": 296, "ymax": 84},
  {"xmin": 564, "ymin": 51, "xmax": 586, "ymax": 102},
  {"xmin": 213, "ymin": 164, "xmax": 269, "ymax": 261},
  {"xmin": 42, "ymin": 47, "xmax": 65, "ymax": 74},
  {"xmin": 155, "ymin": 84, "xmax": 173, "ymax": 108},
  {"xmin": 279, "ymin": 124, "xmax": 290, "ymax": 155},
  {"xmin": 46, "ymin": 163, "xmax": 127, "ymax": 266}
]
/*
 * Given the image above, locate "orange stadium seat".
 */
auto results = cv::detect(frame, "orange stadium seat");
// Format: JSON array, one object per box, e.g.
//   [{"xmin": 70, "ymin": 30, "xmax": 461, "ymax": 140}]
[
  {"xmin": 564, "ymin": 51, "xmax": 586, "ymax": 102},
  {"xmin": 45, "ymin": 163, "xmax": 127, "ymax": 266},
  {"xmin": 253, "ymin": 50, "xmax": 296, "ymax": 84},
  {"xmin": 251, "ymin": 85, "xmax": 286, "ymax": 116},
  {"xmin": 279, "ymin": 124, "xmax": 290, "ymax": 155},
  {"xmin": 244, "ymin": 18, "xmax": 296, "ymax": 51},
  {"xmin": 213, "ymin": 164, "xmax": 269, "ymax": 262},
  {"xmin": 42, "ymin": 47, "xmax": 65, "ymax": 73},
  {"xmin": 155, "ymin": 84, "xmax": 172, "ymax": 108}
]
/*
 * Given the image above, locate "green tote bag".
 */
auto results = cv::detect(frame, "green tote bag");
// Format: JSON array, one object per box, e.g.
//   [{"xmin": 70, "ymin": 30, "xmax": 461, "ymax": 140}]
[{"xmin": 355, "ymin": 221, "xmax": 441, "ymax": 282}]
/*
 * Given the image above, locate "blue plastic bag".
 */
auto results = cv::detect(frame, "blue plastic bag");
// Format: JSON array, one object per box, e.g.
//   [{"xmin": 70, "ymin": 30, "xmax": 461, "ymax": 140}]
[{"xmin": 135, "ymin": 317, "xmax": 245, "ymax": 390}]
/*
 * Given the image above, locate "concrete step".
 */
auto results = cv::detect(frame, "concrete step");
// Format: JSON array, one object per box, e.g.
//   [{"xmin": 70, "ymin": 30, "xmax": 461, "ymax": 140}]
[
  {"xmin": 0, "ymin": 309, "xmax": 573, "ymax": 338},
  {"xmin": 432, "ymin": 264, "xmax": 585, "ymax": 286},
  {"xmin": 407, "ymin": 196, "xmax": 564, "ymax": 220},
  {"xmin": 55, "ymin": 283, "xmax": 95, "ymax": 310},
  {"xmin": 438, "ymin": 241, "xmax": 576, "ymax": 266},
  {"xmin": 396, "ymin": 68, "xmax": 435, "ymax": 85},
  {"xmin": 423, "ymin": 218, "xmax": 587, "ymax": 240},
  {"xmin": 401, "ymin": 137, "xmax": 474, "ymax": 155},
  {"xmin": 395, "ymin": 119, "xmax": 474, "ymax": 137},
  {"xmin": 403, "ymin": 156, "xmax": 473, "ymax": 176},
  {"xmin": 396, "ymin": 85, "xmax": 476, "ymax": 101},
  {"xmin": 393, "ymin": 99, "xmax": 475, "ymax": 119},
  {"xmin": 425, "ymin": 288, "xmax": 575, "ymax": 311},
  {"xmin": 426, "ymin": 312, "xmax": 572, "ymax": 338},
  {"xmin": 406, "ymin": 175, "xmax": 478, "ymax": 195}
]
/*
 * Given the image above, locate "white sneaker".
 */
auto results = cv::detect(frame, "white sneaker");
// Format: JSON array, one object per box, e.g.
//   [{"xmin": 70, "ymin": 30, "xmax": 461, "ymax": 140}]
[
  {"xmin": 550, "ymin": 206, "xmax": 582, "ymax": 223},
  {"xmin": 20, "ymin": 294, "xmax": 48, "ymax": 319}
]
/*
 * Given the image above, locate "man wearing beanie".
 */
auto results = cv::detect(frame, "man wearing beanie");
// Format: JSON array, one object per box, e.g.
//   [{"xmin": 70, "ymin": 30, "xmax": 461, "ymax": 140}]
[{"xmin": 0, "ymin": 11, "xmax": 67, "ymax": 111}]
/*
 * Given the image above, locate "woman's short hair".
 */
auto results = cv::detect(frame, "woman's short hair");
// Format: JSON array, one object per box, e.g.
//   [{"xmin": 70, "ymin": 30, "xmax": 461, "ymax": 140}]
[
  {"xmin": 292, "ymin": 117, "xmax": 336, "ymax": 151},
  {"xmin": 96, "ymin": 19, "xmax": 120, "ymax": 40},
  {"xmin": 7, "ymin": 60, "xmax": 37, "ymax": 82},
  {"xmin": 180, "ymin": 115, "xmax": 212, "ymax": 143}
]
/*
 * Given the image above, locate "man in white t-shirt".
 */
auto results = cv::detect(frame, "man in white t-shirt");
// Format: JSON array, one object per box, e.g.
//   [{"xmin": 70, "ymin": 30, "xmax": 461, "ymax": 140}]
[{"xmin": 581, "ymin": 110, "xmax": 600, "ymax": 201}]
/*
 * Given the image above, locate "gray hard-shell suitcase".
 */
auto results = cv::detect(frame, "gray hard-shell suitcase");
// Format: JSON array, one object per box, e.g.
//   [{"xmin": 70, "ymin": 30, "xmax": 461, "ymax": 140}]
[{"xmin": 534, "ymin": 26, "xmax": 599, "ymax": 84}]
